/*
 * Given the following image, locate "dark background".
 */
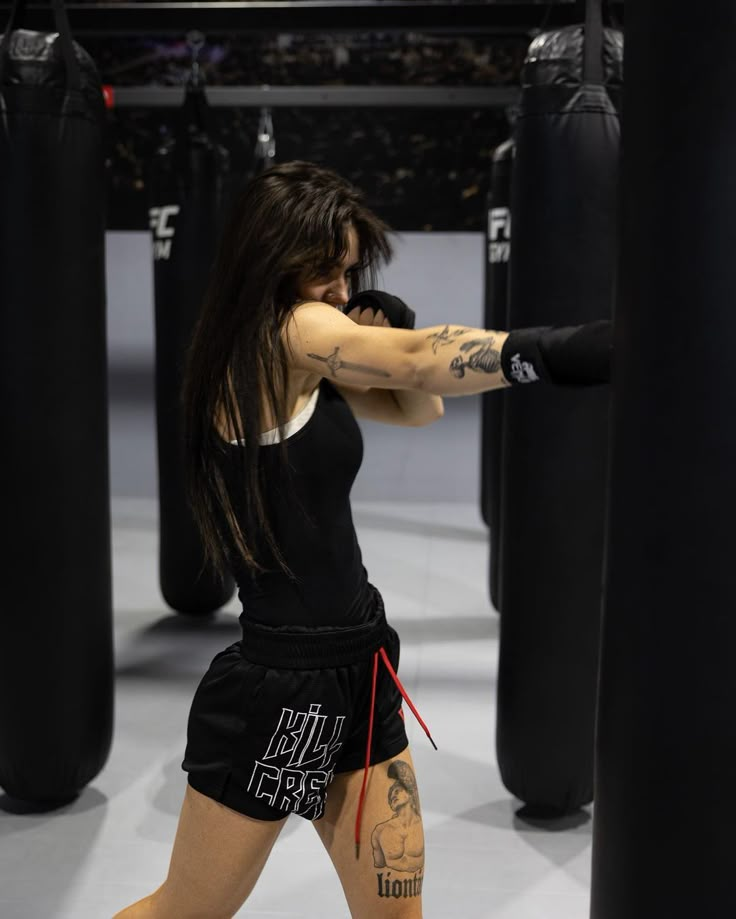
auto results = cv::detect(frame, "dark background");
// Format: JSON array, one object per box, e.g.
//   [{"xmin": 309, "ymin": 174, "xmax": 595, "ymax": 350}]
[
  {"xmin": 95, "ymin": 30, "xmax": 526, "ymax": 231},
  {"xmin": 3, "ymin": 2, "xmax": 625, "ymax": 231}
]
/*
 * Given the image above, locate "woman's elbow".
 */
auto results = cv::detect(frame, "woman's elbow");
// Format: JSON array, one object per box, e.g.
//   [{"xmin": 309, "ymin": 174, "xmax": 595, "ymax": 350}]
[{"xmin": 413, "ymin": 396, "xmax": 444, "ymax": 426}]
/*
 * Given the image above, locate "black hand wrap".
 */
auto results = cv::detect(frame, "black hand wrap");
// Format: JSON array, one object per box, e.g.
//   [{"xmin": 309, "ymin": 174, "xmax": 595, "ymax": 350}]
[
  {"xmin": 346, "ymin": 289, "xmax": 416, "ymax": 330},
  {"xmin": 500, "ymin": 320, "xmax": 613, "ymax": 386}
]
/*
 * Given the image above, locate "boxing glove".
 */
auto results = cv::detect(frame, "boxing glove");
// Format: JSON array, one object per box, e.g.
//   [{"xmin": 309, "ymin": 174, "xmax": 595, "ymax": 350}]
[{"xmin": 499, "ymin": 320, "xmax": 612, "ymax": 386}]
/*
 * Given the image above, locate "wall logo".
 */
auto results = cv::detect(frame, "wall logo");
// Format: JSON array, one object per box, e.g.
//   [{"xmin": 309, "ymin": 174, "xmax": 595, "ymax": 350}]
[
  {"xmin": 488, "ymin": 206, "xmax": 511, "ymax": 265},
  {"xmin": 148, "ymin": 205, "xmax": 180, "ymax": 261}
]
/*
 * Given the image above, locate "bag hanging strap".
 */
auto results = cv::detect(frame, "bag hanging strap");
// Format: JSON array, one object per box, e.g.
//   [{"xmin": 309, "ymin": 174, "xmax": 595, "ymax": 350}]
[{"xmin": 582, "ymin": 0, "xmax": 605, "ymax": 85}]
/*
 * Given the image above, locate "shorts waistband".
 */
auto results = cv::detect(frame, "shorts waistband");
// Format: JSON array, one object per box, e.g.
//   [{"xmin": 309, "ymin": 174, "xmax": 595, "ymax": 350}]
[{"xmin": 239, "ymin": 587, "xmax": 389, "ymax": 669}]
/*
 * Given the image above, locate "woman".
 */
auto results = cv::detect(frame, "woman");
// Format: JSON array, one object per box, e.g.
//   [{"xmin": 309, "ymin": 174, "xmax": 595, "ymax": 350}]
[{"xmin": 115, "ymin": 161, "xmax": 609, "ymax": 919}]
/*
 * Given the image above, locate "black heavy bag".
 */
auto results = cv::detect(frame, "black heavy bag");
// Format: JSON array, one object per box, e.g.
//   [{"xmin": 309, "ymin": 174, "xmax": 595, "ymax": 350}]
[
  {"xmin": 149, "ymin": 75, "xmax": 235, "ymax": 615},
  {"xmin": 495, "ymin": 12, "xmax": 622, "ymax": 814},
  {"xmin": 480, "ymin": 137, "xmax": 513, "ymax": 611},
  {"xmin": 592, "ymin": 5, "xmax": 736, "ymax": 916},
  {"xmin": 0, "ymin": 1, "xmax": 113, "ymax": 805}
]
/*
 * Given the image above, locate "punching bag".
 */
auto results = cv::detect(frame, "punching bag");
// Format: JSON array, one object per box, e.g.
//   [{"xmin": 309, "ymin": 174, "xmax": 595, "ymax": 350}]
[
  {"xmin": 480, "ymin": 136, "xmax": 513, "ymax": 611},
  {"xmin": 149, "ymin": 44, "xmax": 235, "ymax": 615},
  {"xmin": 0, "ymin": 1, "xmax": 113, "ymax": 804},
  {"xmin": 592, "ymin": 4, "xmax": 736, "ymax": 916},
  {"xmin": 495, "ymin": 7, "xmax": 622, "ymax": 814}
]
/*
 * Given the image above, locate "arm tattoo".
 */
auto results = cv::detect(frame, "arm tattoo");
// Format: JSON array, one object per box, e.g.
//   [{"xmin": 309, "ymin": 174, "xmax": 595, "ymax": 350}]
[
  {"xmin": 448, "ymin": 337, "xmax": 501, "ymax": 379},
  {"xmin": 426, "ymin": 325, "xmax": 474, "ymax": 354},
  {"xmin": 307, "ymin": 346, "xmax": 391, "ymax": 379}
]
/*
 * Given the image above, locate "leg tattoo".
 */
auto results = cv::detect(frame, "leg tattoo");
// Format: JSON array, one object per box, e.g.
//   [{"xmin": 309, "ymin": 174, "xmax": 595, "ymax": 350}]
[{"xmin": 371, "ymin": 760, "xmax": 424, "ymax": 900}]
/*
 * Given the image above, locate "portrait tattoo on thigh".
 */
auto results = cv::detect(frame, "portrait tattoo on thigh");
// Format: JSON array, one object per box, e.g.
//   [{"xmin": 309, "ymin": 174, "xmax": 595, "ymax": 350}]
[{"xmin": 372, "ymin": 760, "xmax": 424, "ymax": 900}]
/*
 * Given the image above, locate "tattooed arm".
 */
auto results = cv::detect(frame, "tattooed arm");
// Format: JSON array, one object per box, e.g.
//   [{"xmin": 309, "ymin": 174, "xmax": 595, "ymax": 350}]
[
  {"xmin": 419, "ymin": 324, "xmax": 511, "ymax": 395},
  {"xmin": 283, "ymin": 302, "xmax": 511, "ymax": 397},
  {"xmin": 336, "ymin": 300, "xmax": 445, "ymax": 426}
]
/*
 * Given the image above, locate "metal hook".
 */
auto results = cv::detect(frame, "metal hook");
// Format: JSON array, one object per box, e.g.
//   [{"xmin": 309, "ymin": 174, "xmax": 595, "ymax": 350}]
[
  {"xmin": 186, "ymin": 30, "xmax": 205, "ymax": 60},
  {"xmin": 255, "ymin": 104, "xmax": 276, "ymax": 165},
  {"xmin": 186, "ymin": 30, "xmax": 206, "ymax": 87}
]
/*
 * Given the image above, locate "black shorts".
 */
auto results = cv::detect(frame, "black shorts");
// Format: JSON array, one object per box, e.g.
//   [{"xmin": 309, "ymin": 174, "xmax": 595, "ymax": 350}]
[{"xmin": 182, "ymin": 587, "xmax": 409, "ymax": 822}]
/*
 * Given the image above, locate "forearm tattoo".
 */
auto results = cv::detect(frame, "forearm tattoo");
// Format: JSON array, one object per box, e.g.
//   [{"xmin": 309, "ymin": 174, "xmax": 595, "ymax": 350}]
[
  {"xmin": 426, "ymin": 325, "xmax": 474, "ymax": 354},
  {"xmin": 307, "ymin": 346, "xmax": 391, "ymax": 380},
  {"xmin": 449, "ymin": 336, "xmax": 502, "ymax": 378},
  {"xmin": 372, "ymin": 760, "xmax": 424, "ymax": 900}
]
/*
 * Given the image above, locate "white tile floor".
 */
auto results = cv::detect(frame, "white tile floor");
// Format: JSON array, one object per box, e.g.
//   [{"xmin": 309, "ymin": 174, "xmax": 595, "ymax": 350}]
[{"xmin": 0, "ymin": 498, "xmax": 592, "ymax": 919}]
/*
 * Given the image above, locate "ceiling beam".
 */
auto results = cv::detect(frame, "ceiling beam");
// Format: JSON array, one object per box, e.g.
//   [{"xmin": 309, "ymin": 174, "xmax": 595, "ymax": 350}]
[
  {"xmin": 108, "ymin": 84, "xmax": 522, "ymax": 108},
  {"xmin": 0, "ymin": 2, "xmax": 625, "ymax": 37}
]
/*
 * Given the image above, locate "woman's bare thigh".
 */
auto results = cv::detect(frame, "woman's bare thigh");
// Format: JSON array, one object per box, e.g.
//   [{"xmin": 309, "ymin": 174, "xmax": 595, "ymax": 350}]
[
  {"xmin": 313, "ymin": 747, "xmax": 424, "ymax": 919},
  {"xmin": 113, "ymin": 783, "xmax": 287, "ymax": 919}
]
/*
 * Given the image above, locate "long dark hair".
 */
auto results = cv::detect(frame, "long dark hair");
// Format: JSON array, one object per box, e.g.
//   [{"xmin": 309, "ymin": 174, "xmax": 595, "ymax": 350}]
[{"xmin": 182, "ymin": 161, "xmax": 393, "ymax": 582}]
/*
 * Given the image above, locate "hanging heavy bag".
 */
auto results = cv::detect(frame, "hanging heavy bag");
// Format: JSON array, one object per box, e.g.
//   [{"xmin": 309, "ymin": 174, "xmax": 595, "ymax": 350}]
[
  {"xmin": 495, "ymin": 8, "xmax": 622, "ymax": 815},
  {"xmin": 480, "ymin": 136, "xmax": 513, "ymax": 611},
  {"xmin": 0, "ymin": 0, "xmax": 113, "ymax": 805},
  {"xmin": 149, "ymin": 65, "xmax": 235, "ymax": 615},
  {"xmin": 592, "ymin": 3, "xmax": 736, "ymax": 916}
]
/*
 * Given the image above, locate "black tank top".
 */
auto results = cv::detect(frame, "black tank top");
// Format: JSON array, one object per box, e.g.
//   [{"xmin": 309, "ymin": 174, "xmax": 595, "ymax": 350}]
[{"xmin": 223, "ymin": 379, "xmax": 374, "ymax": 628}]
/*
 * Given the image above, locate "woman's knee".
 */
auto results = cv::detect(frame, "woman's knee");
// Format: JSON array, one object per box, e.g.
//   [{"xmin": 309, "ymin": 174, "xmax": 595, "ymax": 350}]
[
  {"xmin": 353, "ymin": 895, "xmax": 423, "ymax": 919},
  {"xmin": 150, "ymin": 882, "xmax": 238, "ymax": 919},
  {"xmin": 111, "ymin": 891, "xmax": 159, "ymax": 918},
  {"xmin": 114, "ymin": 885, "xmax": 236, "ymax": 919}
]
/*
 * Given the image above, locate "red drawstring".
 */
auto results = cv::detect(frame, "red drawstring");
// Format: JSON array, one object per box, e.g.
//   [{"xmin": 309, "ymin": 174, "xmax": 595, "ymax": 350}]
[
  {"xmin": 354, "ymin": 647, "xmax": 436, "ymax": 858},
  {"xmin": 355, "ymin": 650, "xmax": 379, "ymax": 858},
  {"xmin": 378, "ymin": 648, "xmax": 437, "ymax": 752}
]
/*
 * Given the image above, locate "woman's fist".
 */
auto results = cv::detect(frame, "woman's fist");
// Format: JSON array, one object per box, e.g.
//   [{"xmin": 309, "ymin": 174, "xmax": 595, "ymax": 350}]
[
  {"xmin": 344, "ymin": 303, "xmax": 391, "ymax": 327},
  {"xmin": 345, "ymin": 290, "xmax": 416, "ymax": 329}
]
